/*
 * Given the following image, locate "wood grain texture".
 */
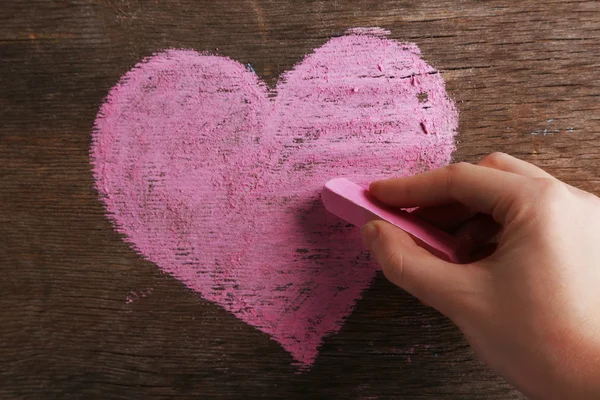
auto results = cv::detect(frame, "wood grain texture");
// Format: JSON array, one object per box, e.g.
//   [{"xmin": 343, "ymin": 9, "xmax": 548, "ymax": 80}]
[{"xmin": 1, "ymin": 0, "xmax": 599, "ymax": 398}]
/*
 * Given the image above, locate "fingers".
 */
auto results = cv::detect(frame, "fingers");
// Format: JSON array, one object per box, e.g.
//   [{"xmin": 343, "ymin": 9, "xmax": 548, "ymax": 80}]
[
  {"xmin": 361, "ymin": 220, "xmax": 478, "ymax": 315},
  {"xmin": 453, "ymin": 214, "xmax": 501, "ymax": 258},
  {"xmin": 411, "ymin": 203, "xmax": 475, "ymax": 231},
  {"xmin": 409, "ymin": 154, "xmax": 553, "ymax": 230},
  {"xmin": 369, "ymin": 162, "xmax": 527, "ymax": 225},
  {"xmin": 477, "ymin": 152, "xmax": 554, "ymax": 179}
]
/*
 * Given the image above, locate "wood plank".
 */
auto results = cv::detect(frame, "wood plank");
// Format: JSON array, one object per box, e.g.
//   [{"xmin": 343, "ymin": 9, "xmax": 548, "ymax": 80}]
[{"xmin": 2, "ymin": 0, "xmax": 599, "ymax": 398}]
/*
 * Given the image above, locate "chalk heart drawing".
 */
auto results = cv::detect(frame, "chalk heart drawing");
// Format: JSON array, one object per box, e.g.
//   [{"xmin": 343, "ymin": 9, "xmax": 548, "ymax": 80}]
[{"xmin": 92, "ymin": 28, "xmax": 458, "ymax": 366}]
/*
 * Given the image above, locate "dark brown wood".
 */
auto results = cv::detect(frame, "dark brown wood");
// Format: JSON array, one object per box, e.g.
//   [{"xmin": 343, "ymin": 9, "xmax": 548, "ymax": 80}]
[{"xmin": 1, "ymin": 0, "xmax": 599, "ymax": 398}]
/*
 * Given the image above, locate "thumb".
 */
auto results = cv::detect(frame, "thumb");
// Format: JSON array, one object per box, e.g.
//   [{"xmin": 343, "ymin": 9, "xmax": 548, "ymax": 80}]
[{"xmin": 361, "ymin": 220, "xmax": 475, "ymax": 315}]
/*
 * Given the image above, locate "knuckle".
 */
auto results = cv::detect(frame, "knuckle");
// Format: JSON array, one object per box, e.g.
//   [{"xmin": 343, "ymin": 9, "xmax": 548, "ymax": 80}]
[
  {"xmin": 444, "ymin": 162, "xmax": 469, "ymax": 190},
  {"xmin": 534, "ymin": 179, "xmax": 570, "ymax": 213},
  {"xmin": 537, "ymin": 178, "xmax": 569, "ymax": 199},
  {"xmin": 482, "ymin": 152, "xmax": 509, "ymax": 167},
  {"xmin": 448, "ymin": 161, "xmax": 470, "ymax": 174}
]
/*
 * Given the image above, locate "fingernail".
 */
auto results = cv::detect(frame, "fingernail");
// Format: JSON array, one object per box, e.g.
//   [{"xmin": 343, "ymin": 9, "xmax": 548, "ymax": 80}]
[{"xmin": 360, "ymin": 222, "xmax": 379, "ymax": 251}]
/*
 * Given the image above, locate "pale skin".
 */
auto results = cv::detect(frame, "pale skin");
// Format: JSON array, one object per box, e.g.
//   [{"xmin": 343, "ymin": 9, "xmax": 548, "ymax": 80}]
[{"xmin": 360, "ymin": 152, "xmax": 600, "ymax": 400}]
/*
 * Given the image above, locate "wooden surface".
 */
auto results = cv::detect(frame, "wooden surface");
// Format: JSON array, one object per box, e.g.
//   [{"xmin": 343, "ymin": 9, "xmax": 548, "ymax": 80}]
[{"xmin": 2, "ymin": 1, "xmax": 600, "ymax": 398}]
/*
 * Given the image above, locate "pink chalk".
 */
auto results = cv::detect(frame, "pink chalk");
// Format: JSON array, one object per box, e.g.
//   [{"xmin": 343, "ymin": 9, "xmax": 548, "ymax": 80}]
[
  {"xmin": 322, "ymin": 178, "xmax": 466, "ymax": 263},
  {"xmin": 91, "ymin": 27, "xmax": 459, "ymax": 366}
]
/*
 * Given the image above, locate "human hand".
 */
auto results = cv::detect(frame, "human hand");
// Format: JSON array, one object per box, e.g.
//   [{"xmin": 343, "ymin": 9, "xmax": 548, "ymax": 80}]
[{"xmin": 360, "ymin": 153, "xmax": 600, "ymax": 400}]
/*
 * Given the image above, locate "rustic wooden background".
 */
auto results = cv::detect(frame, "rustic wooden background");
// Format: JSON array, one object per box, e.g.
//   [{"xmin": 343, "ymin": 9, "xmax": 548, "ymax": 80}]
[{"xmin": 2, "ymin": 0, "xmax": 599, "ymax": 398}]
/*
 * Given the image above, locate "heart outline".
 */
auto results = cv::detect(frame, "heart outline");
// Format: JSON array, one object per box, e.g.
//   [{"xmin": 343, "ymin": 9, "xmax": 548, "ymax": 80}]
[{"xmin": 91, "ymin": 28, "xmax": 458, "ymax": 366}]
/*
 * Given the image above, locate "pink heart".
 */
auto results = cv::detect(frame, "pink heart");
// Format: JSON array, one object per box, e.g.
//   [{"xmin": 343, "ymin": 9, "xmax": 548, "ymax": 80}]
[{"xmin": 92, "ymin": 28, "xmax": 457, "ymax": 366}]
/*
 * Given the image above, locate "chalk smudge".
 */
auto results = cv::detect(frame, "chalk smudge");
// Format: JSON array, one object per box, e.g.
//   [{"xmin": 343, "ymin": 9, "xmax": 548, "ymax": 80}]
[
  {"xmin": 531, "ymin": 118, "xmax": 561, "ymax": 136},
  {"xmin": 91, "ymin": 28, "xmax": 458, "ymax": 366},
  {"xmin": 125, "ymin": 288, "xmax": 153, "ymax": 305}
]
